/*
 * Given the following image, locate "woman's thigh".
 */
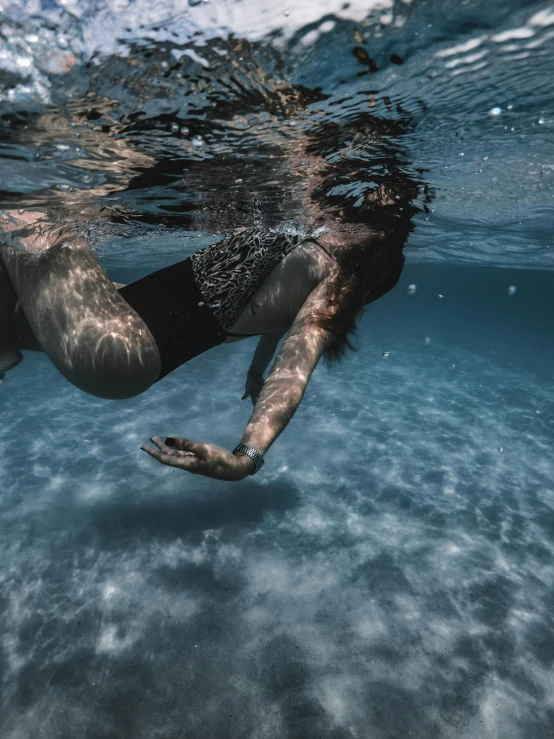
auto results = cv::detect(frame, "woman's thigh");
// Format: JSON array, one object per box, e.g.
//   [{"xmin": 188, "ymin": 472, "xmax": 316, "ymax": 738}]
[
  {"xmin": 0, "ymin": 236, "xmax": 162, "ymax": 398},
  {"xmin": 0, "ymin": 256, "xmax": 17, "ymax": 342}
]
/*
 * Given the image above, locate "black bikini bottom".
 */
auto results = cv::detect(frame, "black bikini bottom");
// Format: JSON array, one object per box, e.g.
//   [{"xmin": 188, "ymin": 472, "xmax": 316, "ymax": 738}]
[{"xmin": 118, "ymin": 258, "xmax": 227, "ymax": 381}]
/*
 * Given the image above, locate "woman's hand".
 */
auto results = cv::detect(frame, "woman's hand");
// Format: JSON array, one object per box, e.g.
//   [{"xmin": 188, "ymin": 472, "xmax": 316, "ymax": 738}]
[
  {"xmin": 242, "ymin": 370, "xmax": 265, "ymax": 406},
  {"xmin": 140, "ymin": 436, "xmax": 254, "ymax": 481}
]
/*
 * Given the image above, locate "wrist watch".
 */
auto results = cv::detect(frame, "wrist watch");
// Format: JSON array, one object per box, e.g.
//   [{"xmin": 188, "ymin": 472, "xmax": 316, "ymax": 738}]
[{"xmin": 233, "ymin": 443, "xmax": 265, "ymax": 475}]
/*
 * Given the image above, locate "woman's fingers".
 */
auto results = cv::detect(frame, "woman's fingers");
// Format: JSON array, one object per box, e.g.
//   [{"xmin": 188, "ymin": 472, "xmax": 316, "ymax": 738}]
[
  {"xmin": 161, "ymin": 436, "xmax": 208, "ymax": 457},
  {"xmin": 147, "ymin": 436, "xmax": 208, "ymax": 461},
  {"xmin": 242, "ymin": 377, "xmax": 254, "ymax": 400},
  {"xmin": 140, "ymin": 442, "xmax": 201, "ymax": 471},
  {"xmin": 141, "ymin": 439, "xmax": 250, "ymax": 481}
]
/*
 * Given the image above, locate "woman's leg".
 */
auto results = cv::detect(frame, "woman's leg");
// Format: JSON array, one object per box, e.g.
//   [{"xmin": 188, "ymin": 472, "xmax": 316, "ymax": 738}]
[
  {"xmin": 0, "ymin": 258, "xmax": 23, "ymax": 377},
  {"xmin": 0, "ymin": 231, "xmax": 161, "ymax": 399},
  {"xmin": 0, "ymin": 257, "xmax": 16, "ymax": 339}
]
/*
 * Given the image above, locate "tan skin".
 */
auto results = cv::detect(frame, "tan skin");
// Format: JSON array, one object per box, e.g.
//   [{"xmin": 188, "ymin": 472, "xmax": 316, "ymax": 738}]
[
  {"xmin": 0, "ymin": 221, "xmax": 343, "ymax": 481},
  {"xmin": 0, "ymin": 107, "xmax": 374, "ymax": 482},
  {"xmin": 141, "ymin": 273, "xmax": 338, "ymax": 480}
]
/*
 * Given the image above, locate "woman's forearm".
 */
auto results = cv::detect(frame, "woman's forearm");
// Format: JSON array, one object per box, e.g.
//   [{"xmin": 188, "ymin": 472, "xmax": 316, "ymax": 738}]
[
  {"xmin": 240, "ymin": 371, "xmax": 306, "ymax": 454},
  {"xmin": 239, "ymin": 321, "xmax": 330, "ymax": 454}
]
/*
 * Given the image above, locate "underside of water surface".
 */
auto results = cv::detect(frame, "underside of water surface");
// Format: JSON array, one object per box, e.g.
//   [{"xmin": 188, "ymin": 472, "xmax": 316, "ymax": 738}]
[{"xmin": 1, "ymin": 1, "xmax": 554, "ymax": 737}]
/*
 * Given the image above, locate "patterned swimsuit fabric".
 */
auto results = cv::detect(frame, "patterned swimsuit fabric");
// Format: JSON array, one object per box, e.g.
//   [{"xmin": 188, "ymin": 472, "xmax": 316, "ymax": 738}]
[{"xmin": 119, "ymin": 229, "xmax": 301, "ymax": 380}]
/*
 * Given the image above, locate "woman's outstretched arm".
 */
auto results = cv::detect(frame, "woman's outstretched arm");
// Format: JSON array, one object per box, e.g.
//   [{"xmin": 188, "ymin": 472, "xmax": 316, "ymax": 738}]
[
  {"xmin": 141, "ymin": 279, "xmax": 335, "ymax": 480},
  {"xmin": 238, "ymin": 286, "xmax": 332, "ymax": 456}
]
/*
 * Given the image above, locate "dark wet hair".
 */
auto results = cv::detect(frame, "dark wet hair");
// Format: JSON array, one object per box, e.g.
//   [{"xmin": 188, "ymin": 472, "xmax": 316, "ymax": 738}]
[
  {"xmin": 302, "ymin": 112, "xmax": 431, "ymax": 363},
  {"xmin": 314, "ymin": 236, "xmax": 405, "ymax": 363}
]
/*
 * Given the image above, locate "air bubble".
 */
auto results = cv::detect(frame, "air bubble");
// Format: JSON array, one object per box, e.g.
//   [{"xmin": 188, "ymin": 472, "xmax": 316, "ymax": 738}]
[
  {"xmin": 407, "ymin": 283, "xmax": 417, "ymax": 295},
  {"xmin": 181, "ymin": 126, "xmax": 190, "ymax": 136},
  {"xmin": 171, "ymin": 123, "xmax": 179, "ymax": 133},
  {"xmin": 538, "ymin": 117, "xmax": 545, "ymax": 125},
  {"xmin": 381, "ymin": 351, "xmax": 389, "ymax": 358},
  {"xmin": 507, "ymin": 285, "xmax": 517, "ymax": 296},
  {"xmin": 234, "ymin": 178, "xmax": 243, "ymax": 183},
  {"xmin": 191, "ymin": 135, "xmax": 204, "ymax": 148},
  {"xmin": 197, "ymin": 301, "xmax": 205, "ymax": 307},
  {"xmin": 488, "ymin": 106, "xmax": 502, "ymax": 117},
  {"xmin": 284, "ymin": 10, "xmax": 290, "ymax": 16},
  {"xmin": 438, "ymin": 294, "xmax": 444, "ymax": 299}
]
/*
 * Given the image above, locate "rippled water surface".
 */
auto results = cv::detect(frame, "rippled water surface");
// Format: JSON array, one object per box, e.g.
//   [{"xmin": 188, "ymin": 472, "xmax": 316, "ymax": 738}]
[{"xmin": 1, "ymin": 1, "xmax": 554, "ymax": 737}]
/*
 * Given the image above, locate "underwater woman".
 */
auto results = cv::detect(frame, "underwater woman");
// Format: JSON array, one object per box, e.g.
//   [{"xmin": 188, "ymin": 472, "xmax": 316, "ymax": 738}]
[{"xmin": 0, "ymin": 43, "xmax": 426, "ymax": 481}]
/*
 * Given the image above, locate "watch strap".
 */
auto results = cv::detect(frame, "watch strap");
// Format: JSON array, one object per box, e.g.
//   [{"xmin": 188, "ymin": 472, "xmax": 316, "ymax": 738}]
[{"xmin": 233, "ymin": 443, "xmax": 265, "ymax": 475}]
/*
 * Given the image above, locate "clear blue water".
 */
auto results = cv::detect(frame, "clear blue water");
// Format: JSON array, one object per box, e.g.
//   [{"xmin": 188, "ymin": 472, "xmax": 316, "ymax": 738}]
[{"xmin": 1, "ymin": 1, "xmax": 554, "ymax": 737}]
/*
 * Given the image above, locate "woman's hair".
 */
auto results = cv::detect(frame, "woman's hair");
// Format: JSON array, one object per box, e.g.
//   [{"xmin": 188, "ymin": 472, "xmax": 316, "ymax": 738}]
[
  {"xmin": 303, "ymin": 111, "xmax": 432, "ymax": 363},
  {"xmin": 314, "ymin": 236, "xmax": 406, "ymax": 363}
]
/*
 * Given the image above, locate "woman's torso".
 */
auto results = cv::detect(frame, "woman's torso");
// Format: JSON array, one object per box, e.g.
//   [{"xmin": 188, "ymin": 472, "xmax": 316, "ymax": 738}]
[{"xmin": 191, "ymin": 229, "xmax": 336, "ymax": 341}]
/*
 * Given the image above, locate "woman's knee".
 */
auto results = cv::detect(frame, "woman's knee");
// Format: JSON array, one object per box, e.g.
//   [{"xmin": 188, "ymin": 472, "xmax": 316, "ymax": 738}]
[{"xmin": 59, "ymin": 327, "xmax": 162, "ymax": 399}]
